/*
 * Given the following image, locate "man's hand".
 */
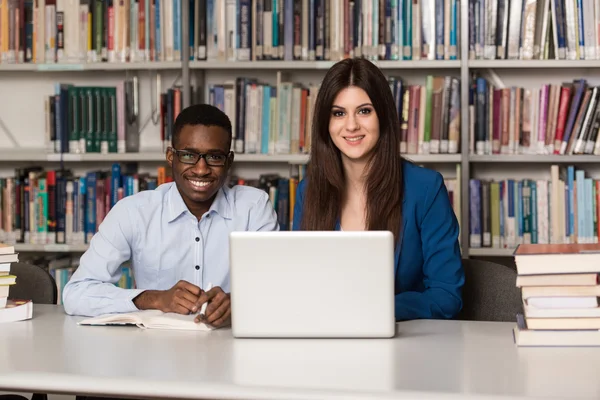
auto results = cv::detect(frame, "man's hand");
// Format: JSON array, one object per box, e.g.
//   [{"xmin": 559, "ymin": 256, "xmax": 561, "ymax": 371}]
[
  {"xmin": 133, "ymin": 280, "xmax": 202, "ymax": 314},
  {"xmin": 194, "ymin": 286, "xmax": 231, "ymax": 328}
]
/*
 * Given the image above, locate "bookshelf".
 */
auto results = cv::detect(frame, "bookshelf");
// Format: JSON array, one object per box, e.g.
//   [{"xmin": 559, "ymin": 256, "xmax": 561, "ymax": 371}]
[{"xmin": 0, "ymin": 0, "xmax": 599, "ymax": 262}]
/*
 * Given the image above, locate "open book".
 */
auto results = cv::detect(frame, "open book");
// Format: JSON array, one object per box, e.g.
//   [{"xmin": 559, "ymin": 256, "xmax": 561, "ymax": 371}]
[{"xmin": 78, "ymin": 310, "xmax": 214, "ymax": 331}]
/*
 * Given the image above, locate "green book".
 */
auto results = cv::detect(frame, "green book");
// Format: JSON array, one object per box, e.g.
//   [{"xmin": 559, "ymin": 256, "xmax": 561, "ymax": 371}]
[
  {"xmin": 107, "ymin": 87, "xmax": 118, "ymax": 153},
  {"xmin": 68, "ymin": 87, "xmax": 80, "ymax": 153}
]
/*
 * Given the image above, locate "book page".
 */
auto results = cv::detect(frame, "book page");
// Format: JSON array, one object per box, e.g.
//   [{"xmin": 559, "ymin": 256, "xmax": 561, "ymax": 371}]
[
  {"xmin": 79, "ymin": 310, "xmax": 213, "ymax": 331},
  {"xmin": 145, "ymin": 312, "xmax": 213, "ymax": 331}
]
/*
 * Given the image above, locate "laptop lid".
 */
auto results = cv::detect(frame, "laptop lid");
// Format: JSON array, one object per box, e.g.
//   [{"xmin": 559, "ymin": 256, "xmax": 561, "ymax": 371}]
[{"xmin": 229, "ymin": 231, "xmax": 396, "ymax": 338}]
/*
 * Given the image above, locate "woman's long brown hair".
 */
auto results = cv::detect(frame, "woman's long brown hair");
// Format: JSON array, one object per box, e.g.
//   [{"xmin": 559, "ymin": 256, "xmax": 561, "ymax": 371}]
[{"xmin": 301, "ymin": 57, "xmax": 404, "ymax": 243}]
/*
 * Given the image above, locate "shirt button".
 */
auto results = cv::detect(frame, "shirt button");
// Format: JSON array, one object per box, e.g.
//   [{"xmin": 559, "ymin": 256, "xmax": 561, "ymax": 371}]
[
  {"xmin": 195, "ymin": 237, "xmax": 200, "ymax": 242},
  {"xmin": 195, "ymin": 265, "xmax": 200, "ymax": 270}
]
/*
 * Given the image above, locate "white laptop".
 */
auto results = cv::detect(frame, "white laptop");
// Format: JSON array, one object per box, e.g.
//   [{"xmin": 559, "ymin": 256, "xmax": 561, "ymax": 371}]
[{"xmin": 229, "ymin": 231, "xmax": 396, "ymax": 338}]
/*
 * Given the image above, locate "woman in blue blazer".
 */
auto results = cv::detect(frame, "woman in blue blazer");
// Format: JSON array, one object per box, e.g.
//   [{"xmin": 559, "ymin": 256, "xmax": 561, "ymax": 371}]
[{"xmin": 292, "ymin": 57, "xmax": 464, "ymax": 321}]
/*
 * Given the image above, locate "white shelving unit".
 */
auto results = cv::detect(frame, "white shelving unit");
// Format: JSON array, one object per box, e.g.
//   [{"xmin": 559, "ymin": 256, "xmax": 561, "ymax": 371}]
[
  {"xmin": 468, "ymin": 60, "xmax": 600, "ymax": 69},
  {"xmin": 0, "ymin": 61, "xmax": 183, "ymax": 72},
  {"xmin": 0, "ymin": 150, "xmax": 461, "ymax": 164},
  {"xmin": 13, "ymin": 243, "xmax": 89, "ymax": 253},
  {"xmin": 2, "ymin": 0, "xmax": 598, "ymax": 260},
  {"xmin": 468, "ymin": 248, "xmax": 516, "ymax": 257},
  {"xmin": 189, "ymin": 60, "xmax": 462, "ymax": 70},
  {"xmin": 470, "ymin": 155, "xmax": 600, "ymax": 163}
]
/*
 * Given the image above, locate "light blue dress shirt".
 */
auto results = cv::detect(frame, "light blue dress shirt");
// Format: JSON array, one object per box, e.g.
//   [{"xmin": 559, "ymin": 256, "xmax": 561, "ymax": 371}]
[{"xmin": 62, "ymin": 182, "xmax": 279, "ymax": 317}]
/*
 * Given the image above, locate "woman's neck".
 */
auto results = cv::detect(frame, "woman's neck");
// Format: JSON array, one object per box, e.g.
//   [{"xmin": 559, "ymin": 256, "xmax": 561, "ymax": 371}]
[
  {"xmin": 340, "ymin": 157, "xmax": 368, "ymax": 231},
  {"xmin": 341, "ymin": 157, "xmax": 368, "ymax": 206},
  {"xmin": 342, "ymin": 156, "xmax": 367, "ymax": 189}
]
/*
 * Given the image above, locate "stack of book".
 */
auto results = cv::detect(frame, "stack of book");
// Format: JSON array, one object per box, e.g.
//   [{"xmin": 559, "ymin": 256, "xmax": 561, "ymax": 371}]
[
  {"xmin": 0, "ymin": 243, "xmax": 33, "ymax": 324},
  {"xmin": 0, "ymin": 243, "xmax": 19, "ymax": 308},
  {"xmin": 513, "ymin": 243, "xmax": 600, "ymax": 346}
]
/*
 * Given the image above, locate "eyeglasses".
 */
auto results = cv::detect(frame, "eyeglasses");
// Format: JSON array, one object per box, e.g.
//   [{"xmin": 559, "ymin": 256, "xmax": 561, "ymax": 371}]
[{"xmin": 169, "ymin": 147, "xmax": 231, "ymax": 166}]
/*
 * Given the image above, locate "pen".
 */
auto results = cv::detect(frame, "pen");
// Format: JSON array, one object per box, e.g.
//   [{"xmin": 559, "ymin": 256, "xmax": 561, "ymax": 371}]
[{"xmin": 199, "ymin": 282, "xmax": 213, "ymax": 318}]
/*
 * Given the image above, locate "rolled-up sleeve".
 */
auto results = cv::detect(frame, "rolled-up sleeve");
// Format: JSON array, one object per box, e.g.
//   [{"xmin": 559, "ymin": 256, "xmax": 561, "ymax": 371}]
[{"xmin": 62, "ymin": 199, "xmax": 145, "ymax": 317}]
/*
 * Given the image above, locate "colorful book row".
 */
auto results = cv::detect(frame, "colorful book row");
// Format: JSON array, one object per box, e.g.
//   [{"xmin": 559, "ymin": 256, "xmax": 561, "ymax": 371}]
[
  {"xmin": 470, "ymin": 77, "xmax": 600, "ymax": 156},
  {"xmin": 469, "ymin": 0, "xmax": 600, "ymax": 60},
  {"xmin": 0, "ymin": 0, "xmax": 460, "ymax": 64},
  {"xmin": 0, "ymin": 164, "xmax": 170, "ymax": 246},
  {"xmin": 0, "ymin": 0, "xmax": 183, "ymax": 64},
  {"xmin": 469, "ymin": 165, "xmax": 600, "ymax": 249},
  {"xmin": 192, "ymin": 0, "xmax": 459, "ymax": 61}
]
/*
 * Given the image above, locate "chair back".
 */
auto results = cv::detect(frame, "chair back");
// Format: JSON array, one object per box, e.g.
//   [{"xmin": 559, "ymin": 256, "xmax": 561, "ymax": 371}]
[
  {"xmin": 457, "ymin": 258, "xmax": 523, "ymax": 322},
  {"xmin": 8, "ymin": 262, "xmax": 58, "ymax": 305}
]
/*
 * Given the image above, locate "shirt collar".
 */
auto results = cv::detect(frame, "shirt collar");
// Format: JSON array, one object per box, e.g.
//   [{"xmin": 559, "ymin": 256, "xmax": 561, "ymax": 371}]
[
  {"xmin": 209, "ymin": 185, "xmax": 232, "ymax": 220},
  {"xmin": 167, "ymin": 183, "xmax": 232, "ymax": 222}
]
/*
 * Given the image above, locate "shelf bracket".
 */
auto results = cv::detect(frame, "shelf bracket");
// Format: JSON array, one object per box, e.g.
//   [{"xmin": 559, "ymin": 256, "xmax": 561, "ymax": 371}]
[
  {"xmin": 481, "ymin": 68, "xmax": 506, "ymax": 89},
  {"xmin": 0, "ymin": 116, "xmax": 20, "ymax": 148}
]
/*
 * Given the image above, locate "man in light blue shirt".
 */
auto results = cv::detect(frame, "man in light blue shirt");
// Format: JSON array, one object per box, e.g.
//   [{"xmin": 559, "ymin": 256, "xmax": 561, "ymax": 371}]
[{"xmin": 63, "ymin": 104, "xmax": 279, "ymax": 328}]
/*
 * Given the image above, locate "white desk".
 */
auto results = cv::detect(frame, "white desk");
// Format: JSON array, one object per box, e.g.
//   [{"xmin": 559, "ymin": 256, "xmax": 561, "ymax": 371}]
[{"xmin": 1, "ymin": 305, "xmax": 600, "ymax": 400}]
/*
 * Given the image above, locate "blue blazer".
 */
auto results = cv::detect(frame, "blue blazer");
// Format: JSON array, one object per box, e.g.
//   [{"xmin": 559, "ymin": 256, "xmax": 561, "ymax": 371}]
[{"xmin": 292, "ymin": 160, "xmax": 464, "ymax": 321}]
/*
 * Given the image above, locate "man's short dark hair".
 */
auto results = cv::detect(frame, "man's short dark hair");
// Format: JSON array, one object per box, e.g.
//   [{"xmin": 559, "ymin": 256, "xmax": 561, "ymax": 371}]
[{"xmin": 172, "ymin": 103, "xmax": 233, "ymax": 148}]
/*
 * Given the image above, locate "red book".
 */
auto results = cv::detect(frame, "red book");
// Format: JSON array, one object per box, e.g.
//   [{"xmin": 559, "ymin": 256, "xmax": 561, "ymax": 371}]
[{"xmin": 553, "ymin": 85, "xmax": 573, "ymax": 153}]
